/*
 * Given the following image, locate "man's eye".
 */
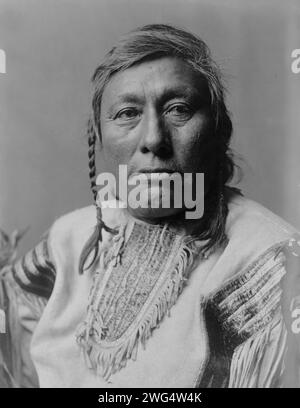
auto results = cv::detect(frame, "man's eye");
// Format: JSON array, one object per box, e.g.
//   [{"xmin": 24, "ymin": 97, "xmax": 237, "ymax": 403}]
[
  {"xmin": 115, "ymin": 108, "xmax": 140, "ymax": 121},
  {"xmin": 165, "ymin": 104, "xmax": 193, "ymax": 120}
]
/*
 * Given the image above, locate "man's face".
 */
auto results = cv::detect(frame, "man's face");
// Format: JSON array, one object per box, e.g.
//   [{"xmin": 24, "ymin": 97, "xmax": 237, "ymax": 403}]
[{"xmin": 100, "ymin": 56, "xmax": 216, "ymax": 220}]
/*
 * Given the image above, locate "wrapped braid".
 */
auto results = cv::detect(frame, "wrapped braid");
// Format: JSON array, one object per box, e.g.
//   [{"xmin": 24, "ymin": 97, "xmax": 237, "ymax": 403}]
[
  {"xmin": 87, "ymin": 118, "xmax": 98, "ymax": 202},
  {"xmin": 79, "ymin": 119, "xmax": 117, "ymax": 275}
]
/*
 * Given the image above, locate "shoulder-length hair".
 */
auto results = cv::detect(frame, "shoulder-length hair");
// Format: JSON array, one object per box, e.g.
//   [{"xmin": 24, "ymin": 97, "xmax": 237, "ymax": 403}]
[{"xmin": 79, "ymin": 24, "xmax": 240, "ymax": 274}]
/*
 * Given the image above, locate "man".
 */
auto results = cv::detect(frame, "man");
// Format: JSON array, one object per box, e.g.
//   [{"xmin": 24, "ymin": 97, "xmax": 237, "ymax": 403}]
[{"xmin": 1, "ymin": 24, "xmax": 300, "ymax": 388}]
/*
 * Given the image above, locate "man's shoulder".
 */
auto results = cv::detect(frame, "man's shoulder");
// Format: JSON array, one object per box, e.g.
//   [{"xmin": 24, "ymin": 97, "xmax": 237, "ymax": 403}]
[
  {"xmin": 48, "ymin": 204, "xmax": 121, "ymax": 249},
  {"xmin": 203, "ymin": 192, "xmax": 299, "ymax": 315},
  {"xmin": 50, "ymin": 205, "xmax": 95, "ymax": 237},
  {"xmin": 226, "ymin": 191, "xmax": 298, "ymax": 249}
]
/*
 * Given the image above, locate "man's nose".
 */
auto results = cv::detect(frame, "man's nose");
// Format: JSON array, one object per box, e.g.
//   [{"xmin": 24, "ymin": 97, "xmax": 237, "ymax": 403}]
[{"xmin": 139, "ymin": 110, "xmax": 172, "ymax": 157}]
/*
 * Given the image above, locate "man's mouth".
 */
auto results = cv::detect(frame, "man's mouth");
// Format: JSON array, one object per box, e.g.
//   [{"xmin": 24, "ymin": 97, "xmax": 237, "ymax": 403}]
[
  {"xmin": 136, "ymin": 168, "xmax": 178, "ymax": 174},
  {"xmin": 130, "ymin": 169, "xmax": 181, "ymax": 182}
]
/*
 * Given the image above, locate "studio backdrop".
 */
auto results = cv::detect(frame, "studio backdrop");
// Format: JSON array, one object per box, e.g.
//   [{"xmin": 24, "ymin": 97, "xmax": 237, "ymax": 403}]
[{"xmin": 0, "ymin": 0, "xmax": 299, "ymax": 255}]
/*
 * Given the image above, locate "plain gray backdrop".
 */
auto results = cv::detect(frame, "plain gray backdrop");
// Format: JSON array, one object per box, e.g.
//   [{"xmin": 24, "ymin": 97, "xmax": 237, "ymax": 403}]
[{"xmin": 0, "ymin": 0, "xmax": 299, "ymax": 255}]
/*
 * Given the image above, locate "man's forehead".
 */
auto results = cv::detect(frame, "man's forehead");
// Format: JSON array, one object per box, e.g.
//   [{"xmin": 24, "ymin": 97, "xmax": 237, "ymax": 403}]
[{"xmin": 102, "ymin": 57, "xmax": 207, "ymax": 103}]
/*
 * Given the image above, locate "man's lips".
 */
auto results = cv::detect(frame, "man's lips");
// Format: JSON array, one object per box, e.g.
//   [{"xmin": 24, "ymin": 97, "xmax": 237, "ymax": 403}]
[
  {"xmin": 135, "ymin": 168, "xmax": 180, "ymax": 174},
  {"xmin": 129, "ymin": 169, "xmax": 182, "ymax": 184}
]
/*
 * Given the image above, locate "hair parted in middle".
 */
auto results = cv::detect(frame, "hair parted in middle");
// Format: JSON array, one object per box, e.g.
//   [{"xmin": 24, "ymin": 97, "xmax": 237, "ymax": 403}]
[{"xmin": 79, "ymin": 23, "xmax": 241, "ymax": 275}]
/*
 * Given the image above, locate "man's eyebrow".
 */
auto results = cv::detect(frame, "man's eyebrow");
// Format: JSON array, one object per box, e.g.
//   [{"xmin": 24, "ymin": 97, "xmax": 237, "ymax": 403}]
[
  {"xmin": 108, "ymin": 86, "xmax": 205, "ymax": 110},
  {"xmin": 111, "ymin": 93, "xmax": 145, "ymax": 105},
  {"xmin": 158, "ymin": 86, "xmax": 201, "ymax": 104}
]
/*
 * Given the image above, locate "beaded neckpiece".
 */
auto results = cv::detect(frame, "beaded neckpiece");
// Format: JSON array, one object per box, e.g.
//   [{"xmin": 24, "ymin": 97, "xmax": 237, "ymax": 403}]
[{"xmin": 76, "ymin": 219, "xmax": 203, "ymax": 380}]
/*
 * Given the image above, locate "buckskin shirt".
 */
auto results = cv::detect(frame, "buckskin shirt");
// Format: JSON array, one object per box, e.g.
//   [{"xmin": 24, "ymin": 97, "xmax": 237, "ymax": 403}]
[{"xmin": 1, "ymin": 191, "xmax": 300, "ymax": 388}]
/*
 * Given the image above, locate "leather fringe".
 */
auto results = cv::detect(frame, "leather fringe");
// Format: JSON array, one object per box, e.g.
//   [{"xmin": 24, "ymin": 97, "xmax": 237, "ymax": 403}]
[{"xmin": 76, "ymin": 228, "xmax": 196, "ymax": 381}]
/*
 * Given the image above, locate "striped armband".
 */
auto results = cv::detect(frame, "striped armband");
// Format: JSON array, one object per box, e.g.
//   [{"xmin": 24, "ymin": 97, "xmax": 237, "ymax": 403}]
[{"xmin": 12, "ymin": 235, "xmax": 56, "ymax": 299}]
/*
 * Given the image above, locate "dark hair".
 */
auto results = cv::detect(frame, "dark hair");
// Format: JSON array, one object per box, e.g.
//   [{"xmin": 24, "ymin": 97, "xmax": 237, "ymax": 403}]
[{"xmin": 79, "ymin": 23, "xmax": 240, "ymax": 274}]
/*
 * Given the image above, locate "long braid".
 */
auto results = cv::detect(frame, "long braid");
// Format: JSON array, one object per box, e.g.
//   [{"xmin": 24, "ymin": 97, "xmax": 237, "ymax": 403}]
[
  {"xmin": 87, "ymin": 118, "xmax": 98, "ymax": 203},
  {"xmin": 78, "ymin": 119, "xmax": 118, "ymax": 274}
]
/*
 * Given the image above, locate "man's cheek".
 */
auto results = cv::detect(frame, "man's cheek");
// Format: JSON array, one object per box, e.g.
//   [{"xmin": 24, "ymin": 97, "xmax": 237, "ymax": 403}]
[
  {"xmin": 175, "ymin": 143, "xmax": 203, "ymax": 173},
  {"xmin": 102, "ymin": 144, "xmax": 121, "ymax": 163}
]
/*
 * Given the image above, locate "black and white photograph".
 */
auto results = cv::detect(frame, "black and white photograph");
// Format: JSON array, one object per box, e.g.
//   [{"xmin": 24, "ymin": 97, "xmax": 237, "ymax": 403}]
[{"xmin": 0, "ymin": 0, "xmax": 300, "ymax": 390}]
